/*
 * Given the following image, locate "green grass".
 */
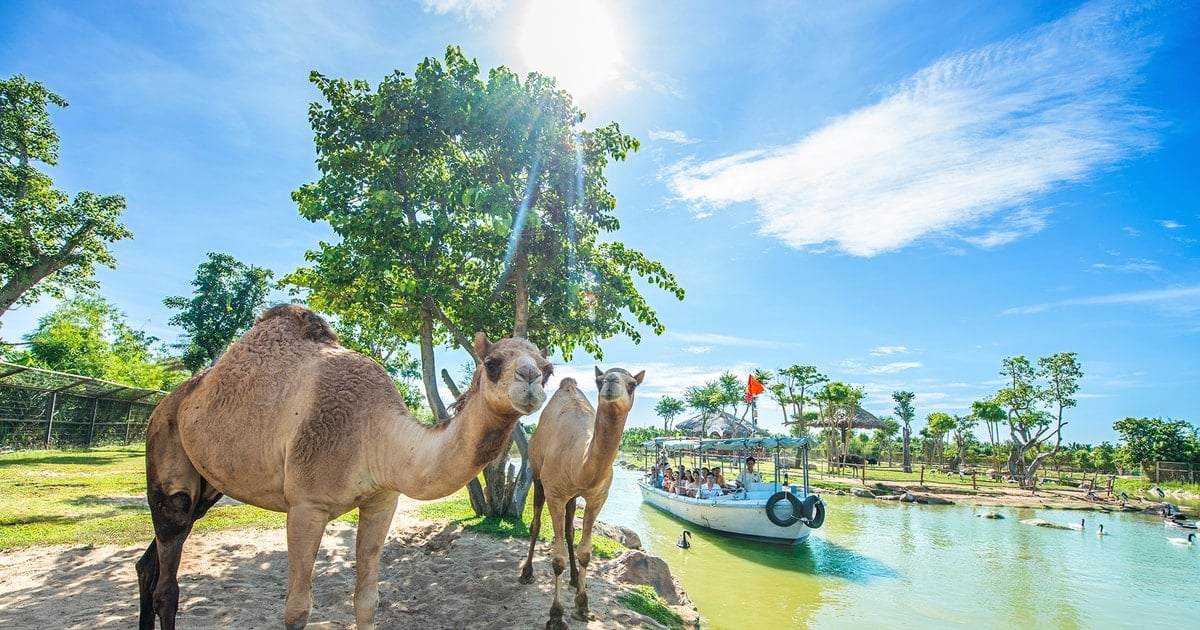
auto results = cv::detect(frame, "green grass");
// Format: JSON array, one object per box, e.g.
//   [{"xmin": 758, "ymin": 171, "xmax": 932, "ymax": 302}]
[
  {"xmin": 417, "ymin": 490, "xmax": 624, "ymax": 560},
  {"xmin": 616, "ymin": 584, "xmax": 686, "ymax": 630},
  {"xmin": 0, "ymin": 445, "xmax": 348, "ymax": 550}
]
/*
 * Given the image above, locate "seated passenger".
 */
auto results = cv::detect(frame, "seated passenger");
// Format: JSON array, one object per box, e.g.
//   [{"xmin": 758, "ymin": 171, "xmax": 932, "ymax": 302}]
[
  {"xmin": 712, "ymin": 466, "xmax": 727, "ymax": 487},
  {"xmin": 697, "ymin": 473, "xmax": 723, "ymax": 499},
  {"xmin": 663, "ymin": 469, "xmax": 677, "ymax": 493}
]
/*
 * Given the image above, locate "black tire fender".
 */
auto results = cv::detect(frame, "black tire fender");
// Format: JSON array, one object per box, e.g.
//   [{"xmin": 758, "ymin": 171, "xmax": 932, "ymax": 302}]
[
  {"xmin": 765, "ymin": 491, "xmax": 802, "ymax": 527},
  {"xmin": 801, "ymin": 495, "xmax": 826, "ymax": 529}
]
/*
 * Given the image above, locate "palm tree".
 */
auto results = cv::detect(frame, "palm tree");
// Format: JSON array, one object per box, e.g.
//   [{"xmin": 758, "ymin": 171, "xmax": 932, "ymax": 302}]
[{"xmin": 893, "ymin": 391, "xmax": 916, "ymax": 473}]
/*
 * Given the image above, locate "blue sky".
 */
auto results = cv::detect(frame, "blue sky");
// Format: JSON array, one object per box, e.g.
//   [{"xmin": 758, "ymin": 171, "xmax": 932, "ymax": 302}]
[{"xmin": 2, "ymin": 0, "xmax": 1197, "ymax": 445}]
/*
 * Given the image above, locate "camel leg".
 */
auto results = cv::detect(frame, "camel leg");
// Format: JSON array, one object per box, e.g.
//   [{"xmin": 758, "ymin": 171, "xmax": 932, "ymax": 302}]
[
  {"xmin": 352, "ymin": 492, "xmax": 398, "ymax": 630},
  {"xmin": 283, "ymin": 504, "xmax": 329, "ymax": 630},
  {"xmin": 571, "ymin": 496, "xmax": 608, "ymax": 622},
  {"xmin": 544, "ymin": 495, "xmax": 570, "ymax": 630},
  {"xmin": 518, "ymin": 479, "xmax": 546, "ymax": 584},
  {"xmin": 140, "ymin": 412, "xmax": 223, "ymax": 630},
  {"xmin": 564, "ymin": 497, "xmax": 579, "ymax": 589}
]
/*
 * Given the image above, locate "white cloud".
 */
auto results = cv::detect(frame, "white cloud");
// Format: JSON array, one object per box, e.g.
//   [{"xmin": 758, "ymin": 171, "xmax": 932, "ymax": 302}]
[
  {"xmin": 1004, "ymin": 285, "xmax": 1200, "ymax": 315},
  {"xmin": 1157, "ymin": 219, "xmax": 1184, "ymax": 229},
  {"xmin": 669, "ymin": 331, "xmax": 788, "ymax": 349},
  {"xmin": 664, "ymin": 1, "xmax": 1159, "ymax": 256},
  {"xmin": 648, "ymin": 129, "xmax": 699, "ymax": 144},
  {"xmin": 1089, "ymin": 258, "xmax": 1162, "ymax": 273},
  {"xmin": 870, "ymin": 345, "xmax": 910, "ymax": 356},
  {"xmin": 842, "ymin": 360, "xmax": 924, "ymax": 375},
  {"xmin": 1122, "ymin": 226, "xmax": 1141, "ymax": 237},
  {"xmin": 683, "ymin": 345, "xmax": 712, "ymax": 354},
  {"xmin": 420, "ymin": 0, "xmax": 503, "ymax": 19}
]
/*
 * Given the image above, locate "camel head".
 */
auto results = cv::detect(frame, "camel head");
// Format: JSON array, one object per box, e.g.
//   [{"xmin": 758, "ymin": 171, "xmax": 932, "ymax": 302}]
[
  {"xmin": 472, "ymin": 331, "xmax": 553, "ymax": 416},
  {"xmin": 594, "ymin": 366, "xmax": 644, "ymax": 416}
]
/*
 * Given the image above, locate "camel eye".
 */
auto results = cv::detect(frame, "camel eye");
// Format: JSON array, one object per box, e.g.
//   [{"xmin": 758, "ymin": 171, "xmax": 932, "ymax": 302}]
[
  {"xmin": 485, "ymin": 358, "xmax": 501, "ymax": 382},
  {"xmin": 627, "ymin": 380, "xmax": 637, "ymax": 394}
]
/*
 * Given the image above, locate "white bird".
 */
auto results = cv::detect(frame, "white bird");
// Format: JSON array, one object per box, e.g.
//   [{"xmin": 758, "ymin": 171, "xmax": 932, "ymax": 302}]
[
  {"xmin": 1167, "ymin": 533, "xmax": 1195, "ymax": 545},
  {"xmin": 1067, "ymin": 518, "xmax": 1085, "ymax": 531},
  {"xmin": 1096, "ymin": 524, "xmax": 1108, "ymax": 536}
]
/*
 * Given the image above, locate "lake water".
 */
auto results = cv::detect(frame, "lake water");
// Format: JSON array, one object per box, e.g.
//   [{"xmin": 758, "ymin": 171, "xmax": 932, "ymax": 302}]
[{"xmin": 599, "ymin": 467, "xmax": 1199, "ymax": 629}]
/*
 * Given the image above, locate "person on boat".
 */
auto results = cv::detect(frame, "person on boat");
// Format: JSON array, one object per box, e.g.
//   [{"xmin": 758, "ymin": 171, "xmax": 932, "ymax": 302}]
[
  {"xmin": 663, "ymin": 469, "xmax": 678, "ymax": 494},
  {"xmin": 697, "ymin": 472, "xmax": 723, "ymax": 499},
  {"xmin": 736, "ymin": 456, "xmax": 762, "ymax": 488},
  {"xmin": 651, "ymin": 465, "xmax": 665, "ymax": 490},
  {"xmin": 678, "ymin": 470, "xmax": 696, "ymax": 497},
  {"xmin": 712, "ymin": 466, "xmax": 727, "ymax": 487}
]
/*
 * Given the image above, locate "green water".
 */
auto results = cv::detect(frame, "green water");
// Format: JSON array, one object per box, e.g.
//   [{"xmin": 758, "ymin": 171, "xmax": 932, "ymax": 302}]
[{"xmin": 602, "ymin": 468, "xmax": 1199, "ymax": 629}]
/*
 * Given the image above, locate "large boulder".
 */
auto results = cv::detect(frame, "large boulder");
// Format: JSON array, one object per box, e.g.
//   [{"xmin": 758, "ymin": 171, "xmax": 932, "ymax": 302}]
[
  {"xmin": 851, "ymin": 487, "xmax": 876, "ymax": 498},
  {"xmin": 607, "ymin": 550, "xmax": 683, "ymax": 605}
]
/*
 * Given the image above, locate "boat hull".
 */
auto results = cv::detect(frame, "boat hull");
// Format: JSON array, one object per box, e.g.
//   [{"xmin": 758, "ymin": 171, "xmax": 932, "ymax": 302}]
[{"xmin": 639, "ymin": 481, "xmax": 814, "ymax": 544}]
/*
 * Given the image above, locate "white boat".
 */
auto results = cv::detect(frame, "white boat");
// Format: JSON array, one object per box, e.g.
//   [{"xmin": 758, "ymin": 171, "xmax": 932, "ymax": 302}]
[{"xmin": 638, "ymin": 436, "xmax": 826, "ymax": 544}]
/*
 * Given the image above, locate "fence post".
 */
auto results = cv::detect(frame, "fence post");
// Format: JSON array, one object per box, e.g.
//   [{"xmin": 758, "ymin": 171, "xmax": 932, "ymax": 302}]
[
  {"xmin": 972, "ymin": 472, "xmax": 977, "ymax": 490},
  {"xmin": 43, "ymin": 392, "xmax": 58, "ymax": 448},
  {"xmin": 123, "ymin": 402, "xmax": 134, "ymax": 444},
  {"xmin": 86, "ymin": 397, "xmax": 100, "ymax": 446},
  {"xmin": 920, "ymin": 465, "xmax": 924, "ymax": 485}
]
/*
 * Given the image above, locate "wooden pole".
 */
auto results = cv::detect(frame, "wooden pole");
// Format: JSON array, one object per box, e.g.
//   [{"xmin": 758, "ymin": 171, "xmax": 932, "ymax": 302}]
[{"xmin": 919, "ymin": 465, "xmax": 924, "ymax": 485}]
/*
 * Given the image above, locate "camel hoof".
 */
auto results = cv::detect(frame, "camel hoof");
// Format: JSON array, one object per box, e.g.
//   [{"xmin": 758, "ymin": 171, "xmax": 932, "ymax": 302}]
[
  {"xmin": 518, "ymin": 574, "xmax": 535, "ymax": 585},
  {"xmin": 571, "ymin": 607, "xmax": 591, "ymax": 622},
  {"xmin": 545, "ymin": 617, "xmax": 569, "ymax": 630}
]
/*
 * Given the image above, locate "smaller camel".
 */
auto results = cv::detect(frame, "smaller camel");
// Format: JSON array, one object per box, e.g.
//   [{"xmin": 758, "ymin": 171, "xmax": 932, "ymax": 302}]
[
  {"xmin": 137, "ymin": 304, "xmax": 552, "ymax": 630},
  {"xmin": 519, "ymin": 366, "xmax": 644, "ymax": 629}
]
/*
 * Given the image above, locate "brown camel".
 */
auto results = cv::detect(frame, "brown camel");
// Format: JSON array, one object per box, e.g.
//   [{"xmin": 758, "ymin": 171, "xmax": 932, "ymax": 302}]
[
  {"xmin": 519, "ymin": 366, "xmax": 644, "ymax": 629},
  {"xmin": 136, "ymin": 304, "xmax": 552, "ymax": 630}
]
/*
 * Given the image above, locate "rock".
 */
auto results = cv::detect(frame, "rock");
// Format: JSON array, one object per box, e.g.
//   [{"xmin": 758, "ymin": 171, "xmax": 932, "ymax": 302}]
[
  {"xmin": 976, "ymin": 511, "xmax": 1004, "ymax": 519},
  {"xmin": 851, "ymin": 487, "xmax": 876, "ymax": 498},
  {"xmin": 595, "ymin": 521, "xmax": 643, "ymax": 550},
  {"xmin": 608, "ymin": 550, "xmax": 683, "ymax": 605},
  {"xmin": 914, "ymin": 495, "xmax": 954, "ymax": 505},
  {"xmin": 899, "ymin": 492, "xmax": 917, "ymax": 503},
  {"xmin": 875, "ymin": 494, "xmax": 901, "ymax": 501}
]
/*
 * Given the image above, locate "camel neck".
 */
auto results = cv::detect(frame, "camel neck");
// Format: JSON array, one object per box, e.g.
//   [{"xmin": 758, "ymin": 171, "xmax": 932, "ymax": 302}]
[
  {"xmin": 579, "ymin": 405, "xmax": 626, "ymax": 480},
  {"xmin": 380, "ymin": 406, "xmax": 518, "ymax": 500}
]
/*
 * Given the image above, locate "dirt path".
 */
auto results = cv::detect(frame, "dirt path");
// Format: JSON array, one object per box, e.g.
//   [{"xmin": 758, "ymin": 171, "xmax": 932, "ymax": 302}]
[{"xmin": 0, "ymin": 497, "xmax": 697, "ymax": 629}]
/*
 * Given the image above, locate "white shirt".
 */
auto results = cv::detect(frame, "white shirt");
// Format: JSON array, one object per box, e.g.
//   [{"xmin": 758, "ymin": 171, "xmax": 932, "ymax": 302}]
[
  {"xmin": 738, "ymin": 468, "xmax": 762, "ymax": 487},
  {"xmin": 697, "ymin": 482, "xmax": 722, "ymax": 499}
]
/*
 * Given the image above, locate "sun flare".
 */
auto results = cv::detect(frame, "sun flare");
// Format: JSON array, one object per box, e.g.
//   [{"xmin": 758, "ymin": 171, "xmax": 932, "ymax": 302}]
[{"xmin": 518, "ymin": 0, "xmax": 624, "ymax": 101}]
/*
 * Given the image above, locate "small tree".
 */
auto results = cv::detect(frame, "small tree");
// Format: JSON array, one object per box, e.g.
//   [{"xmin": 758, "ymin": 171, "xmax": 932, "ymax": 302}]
[
  {"xmin": 777, "ymin": 365, "xmax": 828, "ymax": 435},
  {"xmin": 654, "ymin": 396, "xmax": 685, "ymax": 432},
  {"xmin": 683, "ymin": 381, "xmax": 722, "ymax": 436},
  {"xmin": 893, "ymin": 390, "xmax": 916, "ymax": 473},
  {"xmin": 163, "ymin": 252, "xmax": 273, "ymax": 372},
  {"xmin": 1, "ymin": 75, "xmax": 133, "ymax": 327},
  {"xmin": 995, "ymin": 353, "xmax": 1082, "ymax": 487}
]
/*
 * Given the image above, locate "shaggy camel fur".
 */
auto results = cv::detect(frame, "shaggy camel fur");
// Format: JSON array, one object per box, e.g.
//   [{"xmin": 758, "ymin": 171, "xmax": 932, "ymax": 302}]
[
  {"xmin": 519, "ymin": 366, "xmax": 643, "ymax": 629},
  {"xmin": 136, "ymin": 304, "xmax": 552, "ymax": 630}
]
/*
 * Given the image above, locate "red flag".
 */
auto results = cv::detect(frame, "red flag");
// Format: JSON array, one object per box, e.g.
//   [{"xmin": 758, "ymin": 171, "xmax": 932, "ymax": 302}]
[{"xmin": 745, "ymin": 374, "xmax": 765, "ymax": 403}]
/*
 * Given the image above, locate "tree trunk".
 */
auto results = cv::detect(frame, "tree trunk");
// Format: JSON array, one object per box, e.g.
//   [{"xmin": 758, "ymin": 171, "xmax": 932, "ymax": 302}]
[
  {"xmin": 419, "ymin": 301, "xmax": 447, "ymax": 421},
  {"xmin": 902, "ymin": 426, "xmax": 912, "ymax": 473}
]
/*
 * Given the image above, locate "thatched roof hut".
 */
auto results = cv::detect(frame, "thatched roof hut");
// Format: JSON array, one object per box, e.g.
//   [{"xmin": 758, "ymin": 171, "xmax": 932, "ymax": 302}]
[
  {"xmin": 674, "ymin": 410, "xmax": 768, "ymax": 439},
  {"xmin": 808, "ymin": 406, "xmax": 886, "ymax": 431}
]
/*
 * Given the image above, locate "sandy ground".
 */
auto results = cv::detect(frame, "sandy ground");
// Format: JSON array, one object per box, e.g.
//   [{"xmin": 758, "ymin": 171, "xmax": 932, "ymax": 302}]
[{"xmin": 0, "ymin": 497, "xmax": 698, "ymax": 629}]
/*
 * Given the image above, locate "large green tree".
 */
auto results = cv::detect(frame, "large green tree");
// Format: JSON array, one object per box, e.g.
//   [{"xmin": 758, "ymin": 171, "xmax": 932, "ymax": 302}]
[
  {"xmin": 994, "ymin": 352, "xmax": 1082, "ymax": 487},
  {"xmin": 1112, "ymin": 416, "xmax": 1197, "ymax": 477},
  {"xmin": 0, "ymin": 76, "xmax": 132, "ymax": 328},
  {"xmin": 683, "ymin": 381, "xmax": 722, "ymax": 436},
  {"xmin": 970, "ymin": 398, "xmax": 1007, "ymax": 472},
  {"xmin": 285, "ymin": 48, "xmax": 683, "ymax": 516},
  {"xmin": 892, "ymin": 390, "xmax": 916, "ymax": 473},
  {"xmin": 12, "ymin": 295, "xmax": 186, "ymax": 389},
  {"xmin": 163, "ymin": 252, "xmax": 274, "ymax": 372}
]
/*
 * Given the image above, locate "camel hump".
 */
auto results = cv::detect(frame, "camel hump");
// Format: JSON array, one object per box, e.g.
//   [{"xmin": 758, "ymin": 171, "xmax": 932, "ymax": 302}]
[
  {"xmin": 558, "ymin": 377, "xmax": 577, "ymax": 390},
  {"xmin": 255, "ymin": 303, "xmax": 339, "ymax": 344}
]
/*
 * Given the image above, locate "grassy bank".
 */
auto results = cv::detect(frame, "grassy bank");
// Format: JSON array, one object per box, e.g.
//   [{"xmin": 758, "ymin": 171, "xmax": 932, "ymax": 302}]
[{"xmin": 0, "ymin": 446, "xmax": 340, "ymax": 550}]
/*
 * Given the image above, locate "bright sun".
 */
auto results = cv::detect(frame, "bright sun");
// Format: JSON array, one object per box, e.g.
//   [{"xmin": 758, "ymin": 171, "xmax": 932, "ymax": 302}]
[{"xmin": 518, "ymin": 0, "xmax": 624, "ymax": 101}]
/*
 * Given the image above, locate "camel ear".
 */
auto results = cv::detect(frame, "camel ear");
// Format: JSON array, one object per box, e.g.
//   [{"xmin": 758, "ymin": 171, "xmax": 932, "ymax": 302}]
[
  {"xmin": 633, "ymin": 370, "xmax": 645, "ymax": 386},
  {"xmin": 473, "ymin": 332, "xmax": 491, "ymax": 358},
  {"xmin": 594, "ymin": 366, "xmax": 604, "ymax": 378}
]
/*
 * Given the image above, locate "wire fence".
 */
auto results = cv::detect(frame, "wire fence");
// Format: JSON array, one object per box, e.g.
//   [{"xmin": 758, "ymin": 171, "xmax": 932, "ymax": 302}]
[{"xmin": 0, "ymin": 361, "xmax": 167, "ymax": 450}]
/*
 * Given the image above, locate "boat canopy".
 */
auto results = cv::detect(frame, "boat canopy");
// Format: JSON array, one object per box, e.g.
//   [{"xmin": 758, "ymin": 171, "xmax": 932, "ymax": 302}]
[{"xmin": 643, "ymin": 436, "xmax": 817, "ymax": 451}]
